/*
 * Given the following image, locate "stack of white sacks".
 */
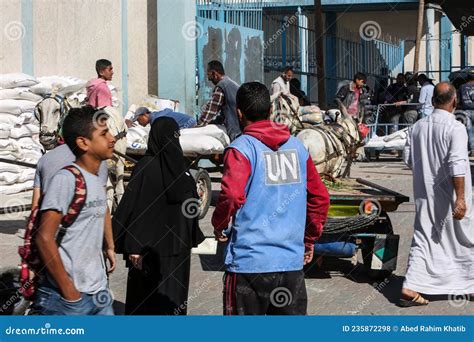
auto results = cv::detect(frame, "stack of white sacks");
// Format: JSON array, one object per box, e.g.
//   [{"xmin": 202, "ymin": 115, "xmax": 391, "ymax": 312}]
[
  {"xmin": 365, "ymin": 128, "xmax": 409, "ymax": 150},
  {"xmin": 0, "ymin": 72, "xmax": 227, "ymax": 196},
  {"xmin": 125, "ymin": 98, "xmax": 230, "ymax": 157},
  {"xmin": 0, "ymin": 73, "xmax": 119, "ymax": 195},
  {"xmin": 0, "ymin": 73, "xmax": 42, "ymax": 195}
]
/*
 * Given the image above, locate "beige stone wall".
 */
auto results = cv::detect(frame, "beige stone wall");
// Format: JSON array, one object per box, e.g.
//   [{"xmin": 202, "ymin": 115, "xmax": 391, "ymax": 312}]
[
  {"xmin": 1, "ymin": 0, "xmax": 150, "ymax": 112},
  {"xmin": 32, "ymin": 0, "xmax": 122, "ymax": 83},
  {"xmin": 0, "ymin": 0, "xmax": 23, "ymax": 73},
  {"xmin": 127, "ymin": 0, "xmax": 148, "ymax": 107}
]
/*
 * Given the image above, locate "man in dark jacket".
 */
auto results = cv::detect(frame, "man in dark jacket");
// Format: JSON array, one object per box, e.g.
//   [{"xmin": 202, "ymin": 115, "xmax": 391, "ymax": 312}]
[
  {"xmin": 385, "ymin": 73, "xmax": 409, "ymax": 133},
  {"xmin": 335, "ymin": 72, "xmax": 368, "ymax": 120}
]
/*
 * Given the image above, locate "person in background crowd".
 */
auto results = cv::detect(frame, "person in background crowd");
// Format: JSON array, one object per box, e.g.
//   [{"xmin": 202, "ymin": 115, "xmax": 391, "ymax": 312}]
[
  {"xmin": 417, "ymin": 74, "xmax": 435, "ymax": 118},
  {"xmin": 129, "ymin": 106, "xmax": 196, "ymax": 130},
  {"xmin": 401, "ymin": 72, "xmax": 420, "ymax": 124},
  {"xmin": 335, "ymin": 72, "xmax": 368, "ymax": 120},
  {"xmin": 290, "ymin": 78, "xmax": 310, "ymax": 106},
  {"xmin": 198, "ymin": 60, "xmax": 241, "ymax": 141},
  {"xmin": 385, "ymin": 73, "xmax": 409, "ymax": 133},
  {"xmin": 401, "ymin": 82, "xmax": 473, "ymax": 307},
  {"xmin": 113, "ymin": 117, "xmax": 204, "ymax": 315},
  {"xmin": 86, "ymin": 59, "xmax": 114, "ymax": 108},
  {"xmin": 375, "ymin": 78, "xmax": 389, "ymax": 105},
  {"xmin": 212, "ymin": 82, "xmax": 330, "ymax": 315},
  {"xmin": 270, "ymin": 66, "xmax": 294, "ymax": 100},
  {"xmin": 458, "ymin": 72, "xmax": 474, "ymax": 156}
]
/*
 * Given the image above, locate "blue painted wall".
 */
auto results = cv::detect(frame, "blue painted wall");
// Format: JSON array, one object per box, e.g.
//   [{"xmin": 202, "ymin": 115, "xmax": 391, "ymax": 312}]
[
  {"xmin": 21, "ymin": 0, "xmax": 33, "ymax": 75},
  {"xmin": 440, "ymin": 15, "xmax": 452, "ymax": 82},
  {"xmin": 157, "ymin": 0, "xmax": 196, "ymax": 115}
]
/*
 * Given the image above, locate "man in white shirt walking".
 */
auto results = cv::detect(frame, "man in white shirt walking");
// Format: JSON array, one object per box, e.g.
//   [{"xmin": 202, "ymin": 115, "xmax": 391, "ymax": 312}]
[{"xmin": 401, "ymin": 82, "xmax": 473, "ymax": 307}]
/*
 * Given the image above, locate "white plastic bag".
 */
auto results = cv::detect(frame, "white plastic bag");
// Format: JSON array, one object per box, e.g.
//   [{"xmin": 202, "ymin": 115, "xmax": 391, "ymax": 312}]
[
  {"xmin": 0, "ymin": 88, "xmax": 43, "ymax": 102},
  {"xmin": 179, "ymin": 134, "xmax": 225, "ymax": 157},
  {"xmin": 10, "ymin": 124, "xmax": 39, "ymax": 139},
  {"xmin": 0, "ymin": 124, "xmax": 12, "ymax": 139},
  {"xmin": 0, "ymin": 114, "xmax": 21, "ymax": 125},
  {"xmin": 180, "ymin": 125, "xmax": 230, "ymax": 147},
  {"xmin": 0, "ymin": 73, "xmax": 38, "ymax": 89},
  {"xmin": 0, "ymin": 100, "xmax": 37, "ymax": 115},
  {"xmin": 140, "ymin": 95, "xmax": 179, "ymax": 112},
  {"xmin": 0, "ymin": 180, "xmax": 34, "ymax": 194}
]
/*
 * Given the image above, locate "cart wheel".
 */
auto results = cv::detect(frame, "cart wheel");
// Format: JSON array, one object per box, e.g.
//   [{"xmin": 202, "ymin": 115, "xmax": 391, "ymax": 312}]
[
  {"xmin": 192, "ymin": 168, "xmax": 212, "ymax": 219},
  {"xmin": 360, "ymin": 212, "xmax": 395, "ymax": 279}
]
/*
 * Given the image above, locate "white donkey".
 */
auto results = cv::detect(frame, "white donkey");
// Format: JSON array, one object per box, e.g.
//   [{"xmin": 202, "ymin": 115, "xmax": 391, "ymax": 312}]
[
  {"xmin": 296, "ymin": 109, "xmax": 365, "ymax": 179},
  {"xmin": 99, "ymin": 106, "xmax": 128, "ymax": 209},
  {"xmin": 35, "ymin": 85, "xmax": 127, "ymax": 209}
]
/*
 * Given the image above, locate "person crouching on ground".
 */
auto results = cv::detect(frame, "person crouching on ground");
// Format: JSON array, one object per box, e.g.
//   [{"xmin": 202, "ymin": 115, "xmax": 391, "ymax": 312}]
[{"xmin": 128, "ymin": 106, "xmax": 196, "ymax": 130}]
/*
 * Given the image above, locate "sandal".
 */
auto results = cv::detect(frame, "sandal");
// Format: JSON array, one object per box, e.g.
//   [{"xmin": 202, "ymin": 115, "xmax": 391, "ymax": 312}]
[{"xmin": 399, "ymin": 293, "xmax": 429, "ymax": 307}]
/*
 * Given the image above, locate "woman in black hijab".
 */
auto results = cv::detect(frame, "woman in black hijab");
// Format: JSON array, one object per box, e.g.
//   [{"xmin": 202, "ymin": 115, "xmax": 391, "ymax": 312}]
[{"xmin": 113, "ymin": 117, "xmax": 204, "ymax": 315}]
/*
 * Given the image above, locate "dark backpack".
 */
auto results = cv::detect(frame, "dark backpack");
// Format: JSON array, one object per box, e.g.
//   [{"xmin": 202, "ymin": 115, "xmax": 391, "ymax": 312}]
[{"xmin": 18, "ymin": 165, "xmax": 87, "ymax": 300}]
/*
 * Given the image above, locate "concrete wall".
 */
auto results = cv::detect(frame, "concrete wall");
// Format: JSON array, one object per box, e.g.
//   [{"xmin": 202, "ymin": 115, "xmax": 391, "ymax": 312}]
[
  {"xmin": 0, "ymin": 0, "xmax": 197, "ymax": 115},
  {"xmin": 0, "ymin": 0, "xmax": 23, "ymax": 73},
  {"xmin": 127, "ymin": 0, "xmax": 149, "ymax": 109}
]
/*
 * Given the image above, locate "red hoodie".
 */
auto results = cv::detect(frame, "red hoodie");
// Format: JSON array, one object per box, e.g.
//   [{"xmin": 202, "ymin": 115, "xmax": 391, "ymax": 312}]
[{"xmin": 211, "ymin": 120, "xmax": 330, "ymax": 249}]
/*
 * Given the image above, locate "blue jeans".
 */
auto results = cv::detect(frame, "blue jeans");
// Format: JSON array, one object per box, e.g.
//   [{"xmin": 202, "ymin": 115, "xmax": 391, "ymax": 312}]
[{"xmin": 30, "ymin": 286, "xmax": 114, "ymax": 315}]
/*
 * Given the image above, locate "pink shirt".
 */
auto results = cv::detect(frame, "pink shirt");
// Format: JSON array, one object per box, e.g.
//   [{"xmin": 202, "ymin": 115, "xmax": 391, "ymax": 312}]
[
  {"xmin": 347, "ymin": 88, "xmax": 360, "ymax": 117},
  {"xmin": 86, "ymin": 78, "xmax": 112, "ymax": 108}
]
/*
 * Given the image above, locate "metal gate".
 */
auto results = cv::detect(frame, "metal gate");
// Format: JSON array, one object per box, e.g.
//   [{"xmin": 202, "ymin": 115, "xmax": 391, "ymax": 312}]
[{"xmin": 263, "ymin": 13, "xmax": 405, "ymax": 105}]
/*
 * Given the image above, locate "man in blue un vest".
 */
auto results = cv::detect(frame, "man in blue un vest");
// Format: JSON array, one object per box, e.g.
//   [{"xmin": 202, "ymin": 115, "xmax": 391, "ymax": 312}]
[{"xmin": 212, "ymin": 82, "xmax": 330, "ymax": 315}]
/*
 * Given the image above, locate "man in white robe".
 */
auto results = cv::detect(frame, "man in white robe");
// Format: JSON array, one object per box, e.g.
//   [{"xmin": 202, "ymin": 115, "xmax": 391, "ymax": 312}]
[
  {"xmin": 270, "ymin": 66, "xmax": 293, "ymax": 102},
  {"xmin": 401, "ymin": 82, "xmax": 473, "ymax": 306}
]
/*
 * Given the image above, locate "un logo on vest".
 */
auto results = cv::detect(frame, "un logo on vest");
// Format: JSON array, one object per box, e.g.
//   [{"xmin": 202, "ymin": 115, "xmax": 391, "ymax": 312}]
[{"xmin": 264, "ymin": 150, "xmax": 301, "ymax": 185}]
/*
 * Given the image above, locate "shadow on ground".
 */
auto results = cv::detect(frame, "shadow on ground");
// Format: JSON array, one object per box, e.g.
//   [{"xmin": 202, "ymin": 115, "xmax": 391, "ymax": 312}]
[{"xmin": 0, "ymin": 219, "xmax": 26, "ymax": 235}]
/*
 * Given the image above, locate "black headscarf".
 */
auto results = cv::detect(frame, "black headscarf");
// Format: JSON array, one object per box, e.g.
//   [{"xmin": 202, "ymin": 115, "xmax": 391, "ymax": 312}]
[
  {"xmin": 113, "ymin": 117, "xmax": 204, "ymax": 257},
  {"xmin": 146, "ymin": 117, "xmax": 192, "ymax": 203}
]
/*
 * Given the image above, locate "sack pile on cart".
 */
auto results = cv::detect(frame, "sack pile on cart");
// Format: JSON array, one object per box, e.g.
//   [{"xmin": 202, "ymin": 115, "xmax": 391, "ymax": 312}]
[
  {"xmin": 124, "ymin": 99, "xmax": 229, "ymax": 156},
  {"xmin": 180, "ymin": 125, "xmax": 230, "ymax": 157},
  {"xmin": 126, "ymin": 117, "xmax": 230, "ymax": 157},
  {"xmin": 0, "ymin": 73, "xmax": 43, "ymax": 194},
  {"xmin": 364, "ymin": 127, "xmax": 409, "ymax": 151}
]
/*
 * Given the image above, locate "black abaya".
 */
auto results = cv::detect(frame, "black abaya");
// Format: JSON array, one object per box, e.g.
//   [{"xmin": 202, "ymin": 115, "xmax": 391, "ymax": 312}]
[{"xmin": 113, "ymin": 117, "xmax": 204, "ymax": 315}]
